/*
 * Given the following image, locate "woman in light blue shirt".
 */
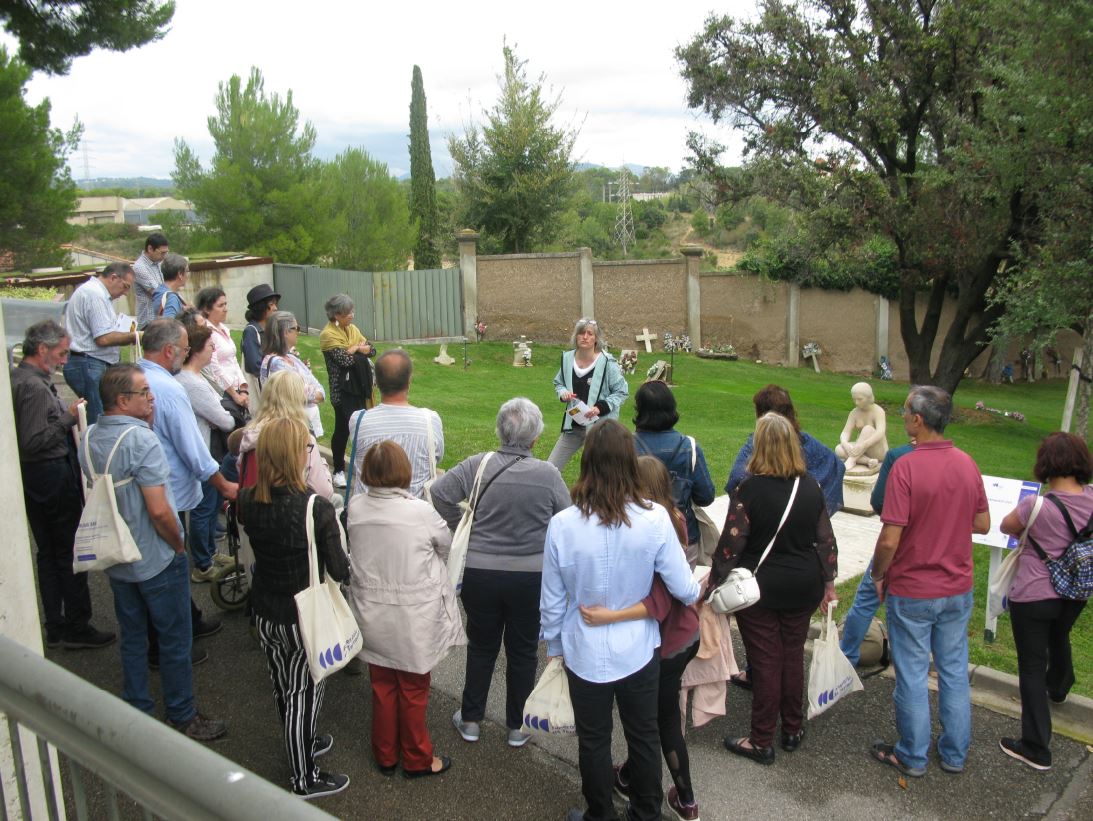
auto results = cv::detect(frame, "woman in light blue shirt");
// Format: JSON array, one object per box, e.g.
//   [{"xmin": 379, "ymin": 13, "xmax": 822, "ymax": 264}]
[{"xmin": 541, "ymin": 420, "xmax": 698, "ymax": 821}]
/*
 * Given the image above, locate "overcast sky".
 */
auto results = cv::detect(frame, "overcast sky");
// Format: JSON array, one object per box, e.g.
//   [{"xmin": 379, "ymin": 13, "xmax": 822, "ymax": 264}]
[{"xmin": 4, "ymin": 0, "xmax": 754, "ymax": 182}]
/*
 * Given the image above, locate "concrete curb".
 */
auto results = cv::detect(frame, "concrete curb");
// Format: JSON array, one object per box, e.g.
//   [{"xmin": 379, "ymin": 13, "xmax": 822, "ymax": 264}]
[{"xmin": 807, "ymin": 619, "xmax": 1093, "ymax": 745}]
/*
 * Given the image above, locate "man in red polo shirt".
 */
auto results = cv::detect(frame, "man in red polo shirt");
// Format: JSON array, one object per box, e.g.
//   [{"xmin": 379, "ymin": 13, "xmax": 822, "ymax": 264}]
[{"xmin": 867, "ymin": 385, "xmax": 990, "ymax": 778}]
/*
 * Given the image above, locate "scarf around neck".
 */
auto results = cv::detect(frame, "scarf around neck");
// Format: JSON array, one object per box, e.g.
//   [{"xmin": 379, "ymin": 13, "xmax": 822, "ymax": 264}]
[{"xmin": 319, "ymin": 320, "xmax": 365, "ymax": 352}]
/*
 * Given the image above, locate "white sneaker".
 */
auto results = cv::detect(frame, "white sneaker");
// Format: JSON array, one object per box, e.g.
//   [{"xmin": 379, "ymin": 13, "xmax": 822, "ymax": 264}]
[{"xmin": 332, "ymin": 471, "xmax": 347, "ymax": 488}]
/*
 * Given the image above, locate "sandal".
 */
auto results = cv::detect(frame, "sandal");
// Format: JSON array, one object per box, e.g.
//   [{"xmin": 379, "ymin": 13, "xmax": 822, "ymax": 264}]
[{"xmin": 870, "ymin": 741, "xmax": 926, "ymax": 778}]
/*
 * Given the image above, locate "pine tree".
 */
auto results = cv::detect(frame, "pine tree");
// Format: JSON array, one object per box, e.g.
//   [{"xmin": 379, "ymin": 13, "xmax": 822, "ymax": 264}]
[{"xmin": 409, "ymin": 65, "xmax": 441, "ymax": 269}]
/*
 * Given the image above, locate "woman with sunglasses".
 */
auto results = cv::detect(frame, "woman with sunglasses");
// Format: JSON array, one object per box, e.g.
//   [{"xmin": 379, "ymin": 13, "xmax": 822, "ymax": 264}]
[
  {"xmin": 547, "ymin": 318, "xmax": 629, "ymax": 474},
  {"xmin": 260, "ymin": 311, "xmax": 326, "ymax": 437}
]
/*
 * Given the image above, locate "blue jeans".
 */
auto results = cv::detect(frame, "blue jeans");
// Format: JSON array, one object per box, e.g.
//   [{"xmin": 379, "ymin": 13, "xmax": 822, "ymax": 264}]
[
  {"xmin": 63, "ymin": 354, "xmax": 109, "ymax": 424},
  {"xmin": 840, "ymin": 559, "xmax": 882, "ymax": 666},
  {"xmin": 188, "ymin": 479, "xmax": 221, "ymax": 570},
  {"xmin": 109, "ymin": 552, "xmax": 194, "ymax": 724},
  {"xmin": 886, "ymin": 591, "xmax": 973, "ymax": 771}
]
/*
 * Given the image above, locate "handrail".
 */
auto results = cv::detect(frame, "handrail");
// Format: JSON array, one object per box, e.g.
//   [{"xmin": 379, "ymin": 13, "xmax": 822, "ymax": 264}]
[{"xmin": 0, "ymin": 635, "xmax": 332, "ymax": 820}]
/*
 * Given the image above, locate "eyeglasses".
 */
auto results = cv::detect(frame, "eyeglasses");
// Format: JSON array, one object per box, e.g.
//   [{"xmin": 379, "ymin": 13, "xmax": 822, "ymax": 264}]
[
  {"xmin": 121, "ymin": 388, "xmax": 152, "ymax": 398},
  {"xmin": 578, "ymin": 318, "xmax": 598, "ymax": 327},
  {"xmin": 288, "ymin": 326, "xmax": 302, "ymax": 332}
]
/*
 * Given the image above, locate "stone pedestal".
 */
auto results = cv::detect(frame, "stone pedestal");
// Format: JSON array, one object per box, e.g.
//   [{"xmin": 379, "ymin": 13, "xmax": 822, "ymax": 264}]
[{"xmin": 842, "ymin": 473, "xmax": 879, "ymax": 516}]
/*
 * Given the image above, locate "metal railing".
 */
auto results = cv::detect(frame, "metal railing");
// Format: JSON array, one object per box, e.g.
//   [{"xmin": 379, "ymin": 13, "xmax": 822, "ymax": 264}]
[{"xmin": 0, "ymin": 635, "xmax": 332, "ymax": 820}]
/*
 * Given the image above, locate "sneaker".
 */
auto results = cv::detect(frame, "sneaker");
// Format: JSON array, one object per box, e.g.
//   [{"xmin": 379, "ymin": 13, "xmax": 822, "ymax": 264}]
[
  {"xmin": 212, "ymin": 553, "xmax": 236, "ymax": 567},
  {"xmin": 612, "ymin": 764, "xmax": 630, "ymax": 800},
  {"xmin": 193, "ymin": 616, "xmax": 223, "ymax": 639},
  {"xmin": 63, "ymin": 625, "xmax": 116, "ymax": 650},
  {"xmin": 1000, "ymin": 738, "xmax": 1051, "ymax": 771},
  {"xmin": 452, "ymin": 709, "xmax": 480, "ymax": 742},
  {"xmin": 150, "ymin": 647, "xmax": 208, "ymax": 670},
  {"xmin": 332, "ymin": 471, "xmax": 347, "ymax": 488},
  {"xmin": 191, "ymin": 565, "xmax": 220, "ymax": 583},
  {"xmin": 168, "ymin": 711, "xmax": 227, "ymax": 742},
  {"xmin": 45, "ymin": 631, "xmax": 63, "ymax": 648},
  {"xmin": 666, "ymin": 786, "xmax": 700, "ymax": 821},
  {"xmin": 313, "ymin": 733, "xmax": 333, "ymax": 758},
  {"xmin": 507, "ymin": 728, "xmax": 531, "ymax": 748},
  {"xmin": 294, "ymin": 771, "xmax": 349, "ymax": 800}
]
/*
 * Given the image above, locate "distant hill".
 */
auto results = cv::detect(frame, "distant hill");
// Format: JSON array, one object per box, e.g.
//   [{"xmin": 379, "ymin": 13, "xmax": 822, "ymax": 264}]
[
  {"xmin": 77, "ymin": 177, "xmax": 174, "ymax": 191},
  {"xmin": 575, "ymin": 162, "xmax": 647, "ymax": 174}
]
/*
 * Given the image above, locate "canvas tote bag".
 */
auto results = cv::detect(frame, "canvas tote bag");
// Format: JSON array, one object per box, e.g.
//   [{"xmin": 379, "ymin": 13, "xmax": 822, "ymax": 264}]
[
  {"xmin": 987, "ymin": 496, "xmax": 1044, "ymax": 622},
  {"xmin": 522, "ymin": 657, "xmax": 576, "ymax": 737},
  {"xmin": 807, "ymin": 603, "xmax": 864, "ymax": 718},
  {"xmin": 446, "ymin": 452, "xmax": 494, "ymax": 593},
  {"xmin": 73, "ymin": 426, "xmax": 143, "ymax": 573},
  {"xmin": 294, "ymin": 495, "xmax": 362, "ymax": 682}
]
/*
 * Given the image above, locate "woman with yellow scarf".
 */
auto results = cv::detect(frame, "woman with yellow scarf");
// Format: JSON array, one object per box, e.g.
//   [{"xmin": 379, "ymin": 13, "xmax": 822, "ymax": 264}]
[{"xmin": 319, "ymin": 294, "xmax": 375, "ymax": 488}]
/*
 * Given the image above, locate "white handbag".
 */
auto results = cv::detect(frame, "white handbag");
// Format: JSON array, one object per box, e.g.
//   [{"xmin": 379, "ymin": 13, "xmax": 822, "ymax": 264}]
[
  {"xmin": 807, "ymin": 603, "xmax": 864, "ymax": 719},
  {"xmin": 987, "ymin": 496, "xmax": 1044, "ymax": 622},
  {"xmin": 708, "ymin": 477, "xmax": 799, "ymax": 615},
  {"xmin": 294, "ymin": 495, "xmax": 362, "ymax": 682},
  {"xmin": 73, "ymin": 426, "xmax": 143, "ymax": 573},
  {"xmin": 446, "ymin": 452, "xmax": 494, "ymax": 593},
  {"xmin": 522, "ymin": 657, "xmax": 576, "ymax": 737}
]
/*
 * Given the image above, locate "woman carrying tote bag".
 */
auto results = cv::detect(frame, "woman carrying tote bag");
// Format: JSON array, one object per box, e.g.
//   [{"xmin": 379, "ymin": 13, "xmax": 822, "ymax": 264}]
[
  {"xmin": 237, "ymin": 417, "xmax": 350, "ymax": 800},
  {"xmin": 708, "ymin": 412, "xmax": 838, "ymax": 765}
]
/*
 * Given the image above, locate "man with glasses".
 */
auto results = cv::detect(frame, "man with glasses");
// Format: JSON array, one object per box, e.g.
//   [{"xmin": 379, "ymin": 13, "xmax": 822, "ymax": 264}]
[
  {"xmin": 138, "ymin": 319, "xmax": 238, "ymax": 661},
  {"xmin": 133, "ymin": 232, "xmax": 170, "ymax": 328},
  {"xmin": 62, "ymin": 262, "xmax": 141, "ymax": 424},
  {"xmin": 80, "ymin": 363, "xmax": 226, "ymax": 741}
]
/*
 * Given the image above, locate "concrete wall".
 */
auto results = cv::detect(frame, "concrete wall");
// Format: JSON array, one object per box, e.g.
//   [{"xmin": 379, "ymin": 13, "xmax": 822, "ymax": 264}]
[
  {"xmin": 799, "ymin": 287, "xmax": 877, "ymax": 373},
  {"xmin": 476, "ymin": 252, "xmax": 581, "ymax": 343},
  {"xmin": 700, "ymin": 273, "xmax": 790, "ymax": 363},
  {"xmin": 593, "ymin": 259, "xmax": 687, "ymax": 350}
]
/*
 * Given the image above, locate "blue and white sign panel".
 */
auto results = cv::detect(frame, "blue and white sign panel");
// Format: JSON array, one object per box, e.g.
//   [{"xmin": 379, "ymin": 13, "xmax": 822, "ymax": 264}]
[{"xmin": 976, "ymin": 475, "xmax": 1041, "ymax": 550}]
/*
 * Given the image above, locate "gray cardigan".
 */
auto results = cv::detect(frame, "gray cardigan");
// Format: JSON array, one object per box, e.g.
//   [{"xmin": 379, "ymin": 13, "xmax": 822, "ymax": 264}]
[{"xmin": 430, "ymin": 444, "xmax": 571, "ymax": 573}]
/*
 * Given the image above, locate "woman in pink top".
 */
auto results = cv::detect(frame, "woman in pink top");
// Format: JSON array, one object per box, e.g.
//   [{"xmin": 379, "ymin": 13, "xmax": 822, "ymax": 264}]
[
  {"xmin": 196, "ymin": 287, "xmax": 249, "ymax": 410},
  {"xmin": 999, "ymin": 432, "xmax": 1092, "ymax": 771}
]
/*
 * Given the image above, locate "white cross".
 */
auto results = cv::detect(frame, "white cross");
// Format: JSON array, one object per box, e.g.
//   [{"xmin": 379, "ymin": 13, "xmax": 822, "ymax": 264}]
[{"xmin": 635, "ymin": 328, "xmax": 656, "ymax": 353}]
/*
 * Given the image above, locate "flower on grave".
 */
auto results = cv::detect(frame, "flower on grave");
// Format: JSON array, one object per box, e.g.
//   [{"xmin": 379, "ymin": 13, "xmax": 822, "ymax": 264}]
[
  {"xmin": 678, "ymin": 334, "xmax": 693, "ymax": 353},
  {"xmin": 619, "ymin": 350, "xmax": 638, "ymax": 375},
  {"xmin": 522, "ymin": 348, "xmax": 532, "ymax": 366},
  {"xmin": 975, "ymin": 400, "xmax": 1026, "ymax": 423},
  {"xmin": 802, "ymin": 341, "xmax": 822, "ymax": 359},
  {"xmin": 663, "ymin": 332, "xmax": 676, "ymax": 353},
  {"xmin": 647, "ymin": 363, "xmax": 660, "ymax": 379},
  {"xmin": 474, "ymin": 319, "xmax": 487, "ymax": 341}
]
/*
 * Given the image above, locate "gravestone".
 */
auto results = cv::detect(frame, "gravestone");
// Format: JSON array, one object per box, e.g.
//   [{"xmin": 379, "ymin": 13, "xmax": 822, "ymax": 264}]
[
  {"xmin": 434, "ymin": 344, "xmax": 455, "ymax": 366},
  {"xmin": 635, "ymin": 328, "xmax": 656, "ymax": 353},
  {"xmin": 513, "ymin": 335, "xmax": 533, "ymax": 367},
  {"xmin": 646, "ymin": 359, "xmax": 672, "ymax": 383}
]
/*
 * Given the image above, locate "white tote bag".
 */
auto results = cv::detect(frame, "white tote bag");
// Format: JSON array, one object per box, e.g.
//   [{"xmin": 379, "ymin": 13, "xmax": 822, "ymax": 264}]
[
  {"xmin": 522, "ymin": 657, "xmax": 576, "ymax": 737},
  {"xmin": 987, "ymin": 496, "xmax": 1044, "ymax": 623},
  {"xmin": 294, "ymin": 495, "xmax": 362, "ymax": 683},
  {"xmin": 447, "ymin": 452, "xmax": 494, "ymax": 593},
  {"xmin": 422, "ymin": 408, "xmax": 439, "ymax": 503},
  {"xmin": 73, "ymin": 426, "xmax": 143, "ymax": 573},
  {"xmin": 807, "ymin": 604, "xmax": 864, "ymax": 719}
]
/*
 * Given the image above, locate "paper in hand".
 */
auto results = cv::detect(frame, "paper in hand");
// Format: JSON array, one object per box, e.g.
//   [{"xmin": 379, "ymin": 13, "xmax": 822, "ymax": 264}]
[{"xmin": 566, "ymin": 399, "xmax": 598, "ymax": 427}]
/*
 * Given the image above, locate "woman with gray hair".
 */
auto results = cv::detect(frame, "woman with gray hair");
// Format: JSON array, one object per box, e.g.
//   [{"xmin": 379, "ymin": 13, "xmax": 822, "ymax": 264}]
[
  {"xmin": 430, "ymin": 398, "xmax": 571, "ymax": 747},
  {"xmin": 547, "ymin": 318, "xmax": 629, "ymax": 474},
  {"xmin": 319, "ymin": 293, "xmax": 375, "ymax": 488},
  {"xmin": 260, "ymin": 310, "xmax": 326, "ymax": 437}
]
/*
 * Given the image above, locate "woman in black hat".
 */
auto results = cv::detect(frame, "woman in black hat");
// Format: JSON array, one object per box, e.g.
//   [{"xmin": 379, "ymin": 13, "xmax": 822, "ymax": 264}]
[{"xmin": 242, "ymin": 284, "xmax": 281, "ymax": 400}]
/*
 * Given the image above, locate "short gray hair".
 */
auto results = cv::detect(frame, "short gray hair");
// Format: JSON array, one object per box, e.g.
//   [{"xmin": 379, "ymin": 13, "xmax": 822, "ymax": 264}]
[
  {"xmin": 569, "ymin": 317, "xmax": 606, "ymax": 351},
  {"xmin": 141, "ymin": 318, "xmax": 185, "ymax": 353},
  {"xmin": 907, "ymin": 385, "xmax": 952, "ymax": 433},
  {"xmin": 161, "ymin": 253, "xmax": 189, "ymax": 282},
  {"xmin": 496, "ymin": 397, "xmax": 544, "ymax": 449},
  {"xmin": 324, "ymin": 293, "xmax": 354, "ymax": 322},
  {"xmin": 22, "ymin": 319, "xmax": 67, "ymax": 358},
  {"xmin": 262, "ymin": 310, "xmax": 298, "ymax": 356}
]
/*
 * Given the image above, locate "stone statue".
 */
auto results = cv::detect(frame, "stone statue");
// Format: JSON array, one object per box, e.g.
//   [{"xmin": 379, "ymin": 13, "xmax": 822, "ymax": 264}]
[{"xmin": 835, "ymin": 382, "xmax": 888, "ymax": 474}]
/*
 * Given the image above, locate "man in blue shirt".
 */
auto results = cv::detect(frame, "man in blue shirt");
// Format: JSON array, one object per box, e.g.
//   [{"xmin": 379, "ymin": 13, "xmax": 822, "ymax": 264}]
[
  {"xmin": 80, "ymin": 364, "xmax": 225, "ymax": 741},
  {"xmin": 139, "ymin": 319, "xmax": 238, "ymax": 655}
]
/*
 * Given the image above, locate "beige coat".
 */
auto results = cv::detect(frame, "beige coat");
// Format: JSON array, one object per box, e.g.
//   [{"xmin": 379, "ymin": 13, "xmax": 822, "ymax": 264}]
[{"xmin": 346, "ymin": 487, "xmax": 466, "ymax": 673}]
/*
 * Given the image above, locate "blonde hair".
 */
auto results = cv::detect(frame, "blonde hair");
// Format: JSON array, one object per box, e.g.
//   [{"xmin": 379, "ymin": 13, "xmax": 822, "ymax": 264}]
[
  {"xmin": 747, "ymin": 412, "xmax": 806, "ymax": 479},
  {"xmin": 252, "ymin": 370, "xmax": 309, "ymax": 429},
  {"xmin": 253, "ymin": 417, "xmax": 309, "ymax": 503},
  {"xmin": 636, "ymin": 455, "xmax": 676, "ymax": 514}
]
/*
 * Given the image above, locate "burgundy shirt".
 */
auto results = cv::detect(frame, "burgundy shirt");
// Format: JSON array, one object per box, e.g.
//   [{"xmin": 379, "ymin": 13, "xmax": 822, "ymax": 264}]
[{"xmin": 881, "ymin": 440, "xmax": 988, "ymax": 598}]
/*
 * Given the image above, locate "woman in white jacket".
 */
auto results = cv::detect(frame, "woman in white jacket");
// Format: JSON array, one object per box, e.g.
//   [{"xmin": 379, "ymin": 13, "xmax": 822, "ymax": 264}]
[{"xmin": 347, "ymin": 440, "xmax": 466, "ymax": 779}]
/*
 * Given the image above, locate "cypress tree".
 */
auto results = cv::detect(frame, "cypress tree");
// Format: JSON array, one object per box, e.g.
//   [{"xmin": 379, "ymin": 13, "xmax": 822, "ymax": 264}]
[{"xmin": 409, "ymin": 65, "xmax": 441, "ymax": 269}]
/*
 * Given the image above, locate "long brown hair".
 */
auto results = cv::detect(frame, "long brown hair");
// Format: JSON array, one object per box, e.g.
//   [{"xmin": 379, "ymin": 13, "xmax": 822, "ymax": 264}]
[
  {"xmin": 253, "ymin": 417, "xmax": 309, "ymax": 503},
  {"xmin": 570, "ymin": 420, "xmax": 650, "ymax": 527}
]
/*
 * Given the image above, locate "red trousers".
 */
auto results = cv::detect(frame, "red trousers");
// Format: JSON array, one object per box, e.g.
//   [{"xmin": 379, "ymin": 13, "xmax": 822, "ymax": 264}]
[{"xmin": 369, "ymin": 664, "xmax": 433, "ymax": 770}]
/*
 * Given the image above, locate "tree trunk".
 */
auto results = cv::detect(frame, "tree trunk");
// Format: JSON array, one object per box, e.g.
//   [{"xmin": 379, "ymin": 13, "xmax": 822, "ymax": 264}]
[
  {"xmin": 982, "ymin": 342, "xmax": 1007, "ymax": 383},
  {"xmin": 1076, "ymin": 312, "xmax": 1092, "ymax": 441}
]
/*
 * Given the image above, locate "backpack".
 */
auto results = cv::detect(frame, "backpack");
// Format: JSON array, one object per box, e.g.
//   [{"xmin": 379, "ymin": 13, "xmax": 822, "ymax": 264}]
[
  {"xmin": 1028, "ymin": 494, "xmax": 1093, "ymax": 600},
  {"xmin": 634, "ymin": 434, "xmax": 693, "ymax": 512}
]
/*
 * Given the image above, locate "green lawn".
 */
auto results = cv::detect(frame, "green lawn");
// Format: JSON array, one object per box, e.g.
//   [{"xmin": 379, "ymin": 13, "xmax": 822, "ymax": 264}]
[{"xmin": 288, "ymin": 336, "xmax": 1089, "ymax": 694}]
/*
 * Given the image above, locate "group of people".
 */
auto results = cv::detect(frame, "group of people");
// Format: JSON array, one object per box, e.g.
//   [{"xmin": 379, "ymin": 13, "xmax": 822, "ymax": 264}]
[{"xmin": 12, "ymin": 270, "xmax": 1090, "ymax": 818}]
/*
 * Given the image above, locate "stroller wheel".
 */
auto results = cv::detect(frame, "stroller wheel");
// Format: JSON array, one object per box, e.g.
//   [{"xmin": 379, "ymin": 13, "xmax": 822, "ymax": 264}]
[{"xmin": 210, "ymin": 569, "xmax": 250, "ymax": 611}]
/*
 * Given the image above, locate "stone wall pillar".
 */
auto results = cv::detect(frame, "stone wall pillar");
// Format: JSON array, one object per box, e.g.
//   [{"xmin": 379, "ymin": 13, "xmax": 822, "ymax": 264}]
[
  {"xmin": 681, "ymin": 246, "xmax": 703, "ymax": 346},
  {"xmin": 786, "ymin": 282, "xmax": 800, "ymax": 367},
  {"xmin": 579, "ymin": 247, "xmax": 595, "ymax": 319},
  {"xmin": 457, "ymin": 230, "xmax": 479, "ymax": 337},
  {"xmin": 875, "ymin": 295, "xmax": 890, "ymax": 370}
]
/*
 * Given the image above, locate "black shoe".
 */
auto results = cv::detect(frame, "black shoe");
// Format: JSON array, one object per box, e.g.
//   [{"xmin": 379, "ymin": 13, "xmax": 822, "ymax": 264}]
[
  {"xmin": 781, "ymin": 729, "xmax": 805, "ymax": 752},
  {"xmin": 149, "ymin": 647, "xmax": 209, "ymax": 670},
  {"xmin": 724, "ymin": 736, "xmax": 775, "ymax": 765},
  {"xmin": 193, "ymin": 617, "xmax": 223, "ymax": 639},
  {"xmin": 403, "ymin": 754, "xmax": 451, "ymax": 779},
  {"xmin": 999, "ymin": 738, "xmax": 1051, "ymax": 771},
  {"xmin": 313, "ymin": 733, "xmax": 333, "ymax": 758},
  {"xmin": 1048, "ymin": 690, "xmax": 1067, "ymax": 704},
  {"xmin": 45, "ymin": 632, "xmax": 63, "ymax": 649},
  {"xmin": 63, "ymin": 626, "xmax": 116, "ymax": 650},
  {"xmin": 294, "ymin": 771, "xmax": 349, "ymax": 800},
  {"xmin": 374, "ymin": 761, "xmax": 398, "ymax": 777}
]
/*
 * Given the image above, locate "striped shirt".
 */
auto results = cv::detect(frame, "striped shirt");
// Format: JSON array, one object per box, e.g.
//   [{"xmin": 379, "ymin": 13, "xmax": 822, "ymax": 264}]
[
  {"xmin": 65, "ymin": 276, "xmax": 125, "ymax": 363},
  {"xmin": 133, "ymin": 252, "xmax": 163, "ymax": 328},
  {"xmin": 347, "ymin": 404, "xmax": 444, "ymax": 499}
]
